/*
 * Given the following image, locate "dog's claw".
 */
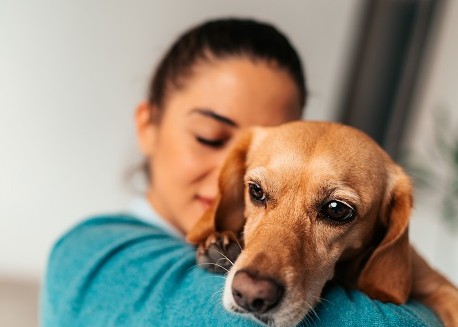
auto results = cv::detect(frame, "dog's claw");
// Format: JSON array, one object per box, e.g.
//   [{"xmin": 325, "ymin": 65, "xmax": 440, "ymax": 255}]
[{"xmin": 197, "ymin": 232, "xmax": 242, "ymax": 274}]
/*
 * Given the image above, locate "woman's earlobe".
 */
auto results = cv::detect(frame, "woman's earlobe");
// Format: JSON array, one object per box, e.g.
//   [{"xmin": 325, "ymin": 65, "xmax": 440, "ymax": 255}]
[{"xmin": 135, "ymin": 101, "xmax": 158, "ymax": 156}]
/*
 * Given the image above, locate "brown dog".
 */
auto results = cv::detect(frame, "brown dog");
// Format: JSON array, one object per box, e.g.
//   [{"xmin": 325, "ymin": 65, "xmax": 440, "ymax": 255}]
[{"xmin": 187, "ymin": 121, "xmax": 458, "ymax": 327}]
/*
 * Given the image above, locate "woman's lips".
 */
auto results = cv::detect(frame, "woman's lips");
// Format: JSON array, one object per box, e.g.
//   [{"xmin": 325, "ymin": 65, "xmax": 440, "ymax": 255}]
[{"xmin": 196, "ymin": 196, "xmax": 215, "ymax": 210}]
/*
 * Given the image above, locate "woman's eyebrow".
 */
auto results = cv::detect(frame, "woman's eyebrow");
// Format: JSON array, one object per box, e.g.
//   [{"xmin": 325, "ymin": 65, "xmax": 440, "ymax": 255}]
[{"xmin": 189, "ymin": 108, "xmax": 238, "ymax": 127}]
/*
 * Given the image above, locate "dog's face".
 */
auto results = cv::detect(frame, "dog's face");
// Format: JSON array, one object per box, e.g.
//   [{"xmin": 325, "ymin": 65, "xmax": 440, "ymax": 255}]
[{"xmin": 188, "ymin": 121, "xmax": 413, "ymax": 327}]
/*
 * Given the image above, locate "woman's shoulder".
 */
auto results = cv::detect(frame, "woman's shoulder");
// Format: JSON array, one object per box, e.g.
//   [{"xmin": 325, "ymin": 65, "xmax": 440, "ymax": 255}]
[
  {"xmin": 41, "ymin": 212, "xmax": 209, "ymax": 326},
  {"xmin": 47, "ymin": 212, "xmax": 191, "ymax": 282}
]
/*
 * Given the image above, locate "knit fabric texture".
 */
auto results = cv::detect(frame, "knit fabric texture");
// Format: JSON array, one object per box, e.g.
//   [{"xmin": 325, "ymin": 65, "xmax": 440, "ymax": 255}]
[{"xmin": 41, "ymin": 214, "xmax": 442, "ymax": 326}]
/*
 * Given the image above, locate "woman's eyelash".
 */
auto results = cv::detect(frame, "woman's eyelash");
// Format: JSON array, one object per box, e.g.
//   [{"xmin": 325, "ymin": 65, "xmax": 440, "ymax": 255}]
[{"xmin": 195, "ymin": 136, "xmax": 225, "ymax": 148}]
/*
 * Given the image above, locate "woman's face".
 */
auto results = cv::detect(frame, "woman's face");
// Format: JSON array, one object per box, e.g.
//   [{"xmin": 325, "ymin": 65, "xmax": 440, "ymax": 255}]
[{"xmin": 136, "ymin": 58, "xmax": 302, "ymax": 234}]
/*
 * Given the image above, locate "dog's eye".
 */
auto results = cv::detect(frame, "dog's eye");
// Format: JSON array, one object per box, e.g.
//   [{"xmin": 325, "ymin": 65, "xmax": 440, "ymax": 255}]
[
  {"xmin": 320, "ymin": 200, "xmax": 354, "ymax": 223},
  {"xmin": 248, "ymin": 182, "xmax": 266, "ymax": 204}
]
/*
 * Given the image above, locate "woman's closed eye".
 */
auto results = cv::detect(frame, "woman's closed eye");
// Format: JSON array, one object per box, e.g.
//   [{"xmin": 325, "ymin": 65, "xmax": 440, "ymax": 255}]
[{"xmin": 195, "ymin": 136, "xmax": 226, "ymax": 148}]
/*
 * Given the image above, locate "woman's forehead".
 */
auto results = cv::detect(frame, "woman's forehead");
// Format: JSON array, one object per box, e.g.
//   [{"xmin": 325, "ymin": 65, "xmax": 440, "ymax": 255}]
[{"xmin": 165, "ymin": 58, "xmax": 302, "ymax": 127}]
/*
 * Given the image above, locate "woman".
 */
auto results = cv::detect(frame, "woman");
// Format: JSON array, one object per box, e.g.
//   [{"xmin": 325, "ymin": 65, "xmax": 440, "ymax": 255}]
[{"xmin": 41, "ymin": 18, "xmax": 440, "ymax": 326}]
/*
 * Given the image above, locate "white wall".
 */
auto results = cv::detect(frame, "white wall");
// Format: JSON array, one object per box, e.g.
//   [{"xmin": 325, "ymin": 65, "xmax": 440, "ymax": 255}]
[
  {"xmin": 406, "ymin": 0, "xmax": 458, "ymax": 283},
  {"xmin": 0, "ymin": 1, "xmax": 362, "ymax": 279}
]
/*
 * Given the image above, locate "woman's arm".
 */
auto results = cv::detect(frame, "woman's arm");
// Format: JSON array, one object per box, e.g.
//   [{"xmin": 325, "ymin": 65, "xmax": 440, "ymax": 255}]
[
  {"xmin": 41, "ymin": 215, "xmax": 441, "ymax": 326},
  {"xmin": 41, "ymin": 215, "xmax": 255, "ymax": 327}
]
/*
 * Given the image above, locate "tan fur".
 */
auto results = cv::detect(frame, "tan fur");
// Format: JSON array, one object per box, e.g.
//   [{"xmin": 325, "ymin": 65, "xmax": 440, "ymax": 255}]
[{"xmin": 187, "ymin": 121, "xmax": 458, "ymax": 327}]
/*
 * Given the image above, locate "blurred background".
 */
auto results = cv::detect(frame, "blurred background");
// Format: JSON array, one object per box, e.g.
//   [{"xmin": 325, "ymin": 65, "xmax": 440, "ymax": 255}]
[{"xmin": 1, "ymin": 0, "xmax": 457, "ymax": 326}]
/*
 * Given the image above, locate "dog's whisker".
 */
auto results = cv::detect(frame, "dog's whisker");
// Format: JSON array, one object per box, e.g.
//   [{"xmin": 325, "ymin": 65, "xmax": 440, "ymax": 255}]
[
  {"xmin": 304, "ymin": 314, "xmax": 312, "ymax": 327},
  {"xmin": 317, "ymin": 296, "xmax": 332, "ymax": 305},
  {"xmin": 206, "ymin": 275, "xmax": 227, "ymax": 281},
  {"xmin": 187, "ymin": 263, "xmax": 225, "ymax": 274},
  {"xmin": 215, "ymin": 257, "xmax": 234, "ymax": 269},
  {"xmin": 266, "ymin": 317, "xmax": 274, "ymax": 327},
  {"xmin": 208, "ymin": 292, "xmax": 225, "ymax": 308},
  {"xmin": 208, "ymin": 248, "xmax": 235, "ymax": 267},
  {"xmin": 196, "ymin": 262, "xmax": 230, "ymax": 273},
  {"xmin": 230, "ymin": 231, "xmax": 243, "ymax": 252},
  {"xmin": 299, "ymin": 310, "xmax": 312, "ymax": 327},
  {"xmin": 307, "ymin": 292, "xmax": 333, "ymax": 307},
  {"xmin": 187, "ymin": 265, "xmax": 197, "ymax": 271},
  {"xmin": 209, "ymin": 288, "xmax": 225, "ymax": 305},
  {"xmin": 294, "ymin": 298, "xmax": 320, "ymax": 325},
  {"xmin": 308, "ymin": 304, "xmax": 320, "ymax": 322}
]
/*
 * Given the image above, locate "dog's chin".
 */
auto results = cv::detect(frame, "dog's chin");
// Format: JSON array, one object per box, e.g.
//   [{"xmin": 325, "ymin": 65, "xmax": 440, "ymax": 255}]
[
  {"xmin": 222, "ymin": 271, "xmax": 314, "ymax": 327},
  {"xmin": 223, "ymin": 297, "xmax": 308, "ymax": 327}
]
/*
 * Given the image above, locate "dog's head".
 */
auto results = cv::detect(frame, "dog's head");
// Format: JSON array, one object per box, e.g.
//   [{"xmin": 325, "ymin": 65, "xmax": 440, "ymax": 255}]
[{"xmin": 188, "ymin": 121, "xmax": 413, "ymax": 327}]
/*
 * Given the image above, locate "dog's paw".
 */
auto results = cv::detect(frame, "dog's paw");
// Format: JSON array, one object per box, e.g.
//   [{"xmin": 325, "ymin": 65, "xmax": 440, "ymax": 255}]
[{"xmin": 196, "ymin": 231, "xmax": 242, "ymax": 274}]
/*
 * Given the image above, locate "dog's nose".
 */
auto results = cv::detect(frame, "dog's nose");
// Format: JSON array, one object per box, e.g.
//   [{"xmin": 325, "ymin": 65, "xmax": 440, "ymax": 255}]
[{"xmin": 231, "ymin": 270, "xmax": 284, "ymax": 314}]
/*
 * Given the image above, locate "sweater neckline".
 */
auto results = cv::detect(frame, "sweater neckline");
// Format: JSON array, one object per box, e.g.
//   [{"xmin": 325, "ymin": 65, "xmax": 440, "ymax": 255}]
[{"xmin": 128, "ymin": 196, "xmax": 184, "ymax": 239}]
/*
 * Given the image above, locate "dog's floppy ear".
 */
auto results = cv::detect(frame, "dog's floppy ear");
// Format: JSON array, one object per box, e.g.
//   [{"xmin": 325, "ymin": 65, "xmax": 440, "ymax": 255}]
[
  {"xmin": 186, "ymin": 131, "xmax": 252, "ymax": 244},
  {"xmin": 358, "ymin": 165, "xmax": 413, "ymax": 304}
]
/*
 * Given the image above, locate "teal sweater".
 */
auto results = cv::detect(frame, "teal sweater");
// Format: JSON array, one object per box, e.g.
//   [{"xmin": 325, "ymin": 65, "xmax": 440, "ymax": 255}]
[{"xmin": 41, "ymin": 207, "xmax": 441, "ymax": 326}]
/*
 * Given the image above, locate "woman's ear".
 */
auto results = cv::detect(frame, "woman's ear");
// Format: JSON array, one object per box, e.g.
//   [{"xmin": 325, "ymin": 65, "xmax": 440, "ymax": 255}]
[
  {"xmin": 357, "ymin": 165, "xmax": 413, "ymax": 304},
  {"xmin": 135, "ymin": 101, "xmax": 158, "ymax": 157}
]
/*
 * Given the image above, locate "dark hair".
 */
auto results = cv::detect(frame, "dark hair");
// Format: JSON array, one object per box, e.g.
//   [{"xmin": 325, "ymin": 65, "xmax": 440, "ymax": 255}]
[{"xmin": 148, "ymin": 18, "xmax": 307, "ymax": 110}]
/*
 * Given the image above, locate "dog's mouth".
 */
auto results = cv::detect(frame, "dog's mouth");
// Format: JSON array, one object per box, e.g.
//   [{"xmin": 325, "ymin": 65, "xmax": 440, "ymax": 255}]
[
  {"xmin": 229, "ymin": 299, "xmax": 315, "ymax": 327},
  {"xmin": 254, "ymin": 314, "xmax": 273, "ymax": 326},
  {"xmin": 230, "ymin": 304, "xmax": 274, "ymax": 326}
]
